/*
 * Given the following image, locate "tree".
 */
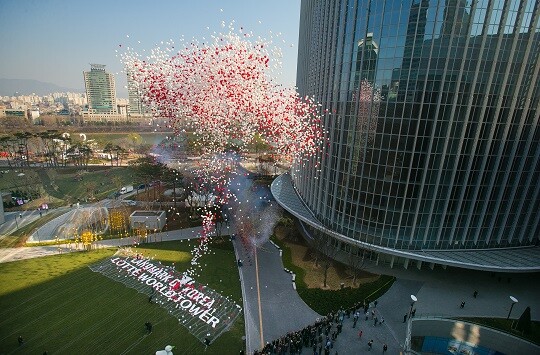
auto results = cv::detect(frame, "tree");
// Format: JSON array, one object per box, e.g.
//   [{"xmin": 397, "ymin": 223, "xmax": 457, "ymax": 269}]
[
  {"xmin": 36, "ymin": 130, "xmax": 62, "ymax": 167},
  {"xmin": 80, "ymin": 230, "xmax": 95, "ymax": 251},
  {"xmin": 161, "ymin": 166, "xmax": 184, "ymax": 211},
  {"xmin": 116, "ymin": 146, "xmax": 128, "ymax": 166},
  {"xmin": 515, "ymin": 306, "xmax": 531, "ymax": 335},
  {"xmin": 13, "ymin": 131, "xmax": 34, "ymax": 166},
  {"xmin": 59, "ymin": 134, "xmax": 72, "ymax": 167},
  {"xmin": 80, "ymin": 142, "xmax": 93, "ymax": 167},
  {"xmin": 345, "ymin": 246, "xmax": 370, "ymax": 286},
  {"xmin": 103, "ymin": 143, "xmax": 114, "ymax": 167},
  {"xmin": 311, "ymin": 233, "xmax": 339, "ymax": 288},
  {"xmin": 129, "ymin": 156, "xmax": 167, "ymax": 204},
  {"xmin": 66, "ymin": 142, "xmax": 83, "ymax": 166},
  {"xmin": 0, "ymin": 135, "xmax": 16, "ymax": 168},
  {"xmin": 206, "ymin": 204, "xmax": 225, "ymax": 238},
  {"xmin": 182, "ymin": 169, "xmax": 218, "ymax": 219}
]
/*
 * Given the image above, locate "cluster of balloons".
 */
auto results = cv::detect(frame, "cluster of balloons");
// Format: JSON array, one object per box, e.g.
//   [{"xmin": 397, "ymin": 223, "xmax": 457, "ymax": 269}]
[{"xmin": 121, "ymin": 23, "xmax": 325, "ymax": 273}]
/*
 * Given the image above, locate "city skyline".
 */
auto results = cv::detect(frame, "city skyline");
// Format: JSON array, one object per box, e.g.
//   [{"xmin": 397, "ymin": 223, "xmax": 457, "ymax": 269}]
[{"xmin": 0, "ymin": 0, "xmax": 301, "ymax": 97}]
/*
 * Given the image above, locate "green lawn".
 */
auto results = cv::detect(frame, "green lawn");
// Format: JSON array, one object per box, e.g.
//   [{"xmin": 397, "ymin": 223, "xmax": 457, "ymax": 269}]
[
  {"xmin": 0, "ymin": 167, "xmax": 136, "ymax": 207},
  {"xmin": 46, "ymin": 167, "xmax": 135, "ymax": 202},
  {"xmin": 0, "ymin": 239, "xmax": 245, "ymax": 354},
  {"xmin": 84, "ymin": 132, "xmax": 173, "ymax": 147}
]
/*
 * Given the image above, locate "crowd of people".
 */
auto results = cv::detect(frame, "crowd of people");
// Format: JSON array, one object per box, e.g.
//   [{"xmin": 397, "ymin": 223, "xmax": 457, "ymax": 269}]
[{"xmin": 253, "ymin": 299, "xmax": 388, "ymax": 355}]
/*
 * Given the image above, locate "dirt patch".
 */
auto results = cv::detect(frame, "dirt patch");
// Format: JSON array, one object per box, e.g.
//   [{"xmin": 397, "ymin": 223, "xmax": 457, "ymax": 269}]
[{"xmin": 274, "ymin": 225, "xmax": 379, "ymax": 290}]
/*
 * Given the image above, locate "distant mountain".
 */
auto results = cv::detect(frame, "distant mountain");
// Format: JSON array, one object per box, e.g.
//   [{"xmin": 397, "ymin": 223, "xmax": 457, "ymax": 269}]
[{"xmin": 0, "ymin": 78, "xmax": 83, "ymax": 96}]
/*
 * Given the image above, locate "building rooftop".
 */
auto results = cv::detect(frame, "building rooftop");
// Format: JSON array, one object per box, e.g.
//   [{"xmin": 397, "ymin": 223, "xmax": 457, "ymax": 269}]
[{"xmin": 130, "ymin": 211, "xmax": 164, "ymax": 217}]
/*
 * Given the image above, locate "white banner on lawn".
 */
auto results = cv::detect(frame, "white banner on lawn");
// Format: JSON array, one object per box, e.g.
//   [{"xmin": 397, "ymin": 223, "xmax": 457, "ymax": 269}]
[{"xmin": 89, "ymin": 251, "xmax": 241, "ymax": 344}]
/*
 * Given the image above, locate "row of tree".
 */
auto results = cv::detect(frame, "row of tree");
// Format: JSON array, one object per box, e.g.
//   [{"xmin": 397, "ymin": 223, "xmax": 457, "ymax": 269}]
[{"xmin": 0, "ymin": 130, "xmax": 130, "ymax": 168}]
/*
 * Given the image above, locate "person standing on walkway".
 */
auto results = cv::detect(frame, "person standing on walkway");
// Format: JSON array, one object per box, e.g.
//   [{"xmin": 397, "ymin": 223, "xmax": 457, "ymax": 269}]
[
  {"xmin": 374, "ymin": 300, "xmax": 378, "ymax": 308},
  {"xmin": 383, "ymin": 344, "xmax": 388, "ymax": 353},
  {"xmin": 18, "ymin": 336, "xmax": 24, "ymax": 346},
  {"xmin": 460, "ymin": 301, "xmax": 465, "ymax": 309},
  {"xmin": 473, "ymin": 290, "xmax": 478, "ymax": 298},
  {"xmin": 368, "ymin": 339, "xmax": 373, "ymax": 351},
  {"xmin": 358, "ymin": 330, "xmax": 363, "ymax": 339},
  {"xmin": 353, "ymin": 312, "xmax": 358, "ymax": 328},
  {"xmin": 373, "ymin": 316, "xmax": 378, "ymax": 326}
]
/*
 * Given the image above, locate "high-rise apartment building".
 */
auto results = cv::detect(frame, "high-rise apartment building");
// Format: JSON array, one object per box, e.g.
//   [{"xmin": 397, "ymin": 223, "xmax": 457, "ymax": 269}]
[
  {"xmin": 83, "ymin": 64, "xmax": 117, "ymax": 115},
  {"xmin": 272, "ymin": 0, "xmax": 540, "ymax": 272}
]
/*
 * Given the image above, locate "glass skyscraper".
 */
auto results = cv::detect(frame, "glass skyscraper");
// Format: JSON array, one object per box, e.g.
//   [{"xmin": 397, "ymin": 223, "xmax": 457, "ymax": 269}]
[
  {"xmin": 272, "ymin": 0, "xmax": 540, "ymax": 272},
  {"xmin": 83, "ymin": 64, "xmax": 117, "ymax": 114}
]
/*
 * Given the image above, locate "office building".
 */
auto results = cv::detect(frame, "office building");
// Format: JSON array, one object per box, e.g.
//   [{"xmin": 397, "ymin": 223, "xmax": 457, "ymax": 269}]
[
  {"xmin": 272, "ymin": 0, "xmax": 540, "ymax": 272},
  {"xmin": 83, "ymin": 64, "xmax": 117, "ymax": 114},
  {"xmin": 83, "ymin": 64, "xmax": 128, "ymax": 122}
]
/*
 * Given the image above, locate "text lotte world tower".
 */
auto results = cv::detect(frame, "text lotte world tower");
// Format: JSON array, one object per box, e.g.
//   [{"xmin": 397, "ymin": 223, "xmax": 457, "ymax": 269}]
[{"xmin": 272, "ymin": 0, "xmax": 540, "ymax": 272}]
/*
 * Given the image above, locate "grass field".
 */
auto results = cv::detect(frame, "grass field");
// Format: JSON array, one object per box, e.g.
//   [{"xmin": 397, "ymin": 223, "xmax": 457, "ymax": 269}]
[
  {"xmin": 0, "ymin": 240, "xmax": 245, "ymax": 354},
  {"xmin": 83, "ymin": 132, "xmax": 173, "ymax": 147},
  {"xmin": 0, "ymin": 167, "xmax": 136, "ymax": 208}
]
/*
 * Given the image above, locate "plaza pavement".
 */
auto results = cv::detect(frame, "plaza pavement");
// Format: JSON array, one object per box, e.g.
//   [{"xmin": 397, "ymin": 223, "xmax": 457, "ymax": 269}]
[
  {"xmin": 327, "ymin": 256, "xmax": 540, "ymax": 354},
  {"xmin": 1, "ymin": 220, "xmax": 539, "ymax": 354}
]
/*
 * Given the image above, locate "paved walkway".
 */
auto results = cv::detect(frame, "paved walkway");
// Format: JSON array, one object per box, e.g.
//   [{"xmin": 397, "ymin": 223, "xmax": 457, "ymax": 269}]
[
  {"xmin": 0, "ymin": 209, "xmax": 54, "ymax": 238},
  {"xmin": 234, "ymin": 238, "xmax": 320, "ymax": 354}
]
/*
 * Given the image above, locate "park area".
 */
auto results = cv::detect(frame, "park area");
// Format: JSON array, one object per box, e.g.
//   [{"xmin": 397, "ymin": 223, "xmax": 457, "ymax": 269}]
[{"xmin": 0, "ymin": 239, "xmax": 245, "ymax": 354}]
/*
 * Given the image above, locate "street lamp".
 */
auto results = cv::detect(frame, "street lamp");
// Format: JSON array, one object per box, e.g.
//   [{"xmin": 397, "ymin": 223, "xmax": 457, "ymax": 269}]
[
  {"xmin": 507, "ymin": 296, "xmax": 518, "ymax": 320},
  {"xmin": 404, "ymin": 294, "xmax": 417, "ymax": 354}
]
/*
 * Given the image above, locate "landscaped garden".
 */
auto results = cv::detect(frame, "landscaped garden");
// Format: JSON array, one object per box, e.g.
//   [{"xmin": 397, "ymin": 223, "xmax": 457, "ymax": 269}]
[
  {"xmin": 0, "ymin": 239, "xmax": 245, "ymax": 354},
  {"xmin": 271, "ymin": 217, "xmax": 395, "ymax": 315}
]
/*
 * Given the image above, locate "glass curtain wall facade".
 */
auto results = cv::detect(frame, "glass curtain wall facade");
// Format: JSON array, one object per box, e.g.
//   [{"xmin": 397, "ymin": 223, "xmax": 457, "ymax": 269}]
[
  {"xmin": 83, "ymin": 64, "xmax": 118, "ymax": 114},
  {"xmin": 293, "ymin": 0, "xmax": 540, "ymax": 253}
]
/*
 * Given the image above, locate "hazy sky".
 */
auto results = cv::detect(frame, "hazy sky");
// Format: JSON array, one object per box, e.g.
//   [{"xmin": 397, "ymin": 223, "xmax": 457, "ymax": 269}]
[{"xmin": 0, "ymin": 0, "xmax": 301, "ymax": 97}]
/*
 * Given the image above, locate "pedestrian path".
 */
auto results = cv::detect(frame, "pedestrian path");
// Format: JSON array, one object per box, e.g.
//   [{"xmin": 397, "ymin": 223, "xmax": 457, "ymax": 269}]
[
  {"xmin": 0, "ymin": 210, "xmax": 46, "ymax": 237},
  {"xmin": 234, "ymin": 238, "xmax": 320, "ymax": 354}
]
